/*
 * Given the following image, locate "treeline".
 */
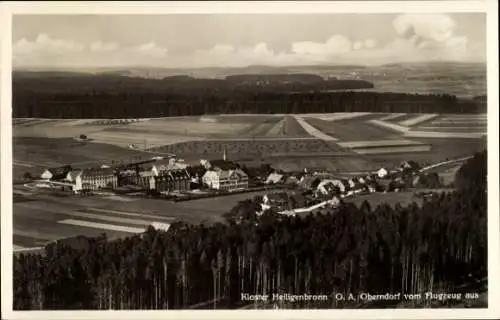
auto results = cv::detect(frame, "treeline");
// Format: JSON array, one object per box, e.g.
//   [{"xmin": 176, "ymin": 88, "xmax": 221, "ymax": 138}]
[
  {"xmin": 13, "ymin": 90, "xmax": 484, "ymax": 119},
  {"xmin": 13, "ymin": 73, "xmax": 372, "ymax": 94},
  {"xmin": 13, "ymin": 151, "xmax": 487, "ymax": 309}
]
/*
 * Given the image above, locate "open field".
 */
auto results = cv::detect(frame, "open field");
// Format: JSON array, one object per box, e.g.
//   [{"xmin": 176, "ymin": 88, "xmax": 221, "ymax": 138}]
[
  {"xmin": 253, "ymin": 156, "xmax": 379, "ymax": 172},
  {"xmin": 13, "ymin": 137, "xmax": 155, "ymax": 179},
  {"xmin": 367, "ymin": 113, "xmax": 487, "ymax": 139},
  {"xmin": 233, "ymin": 115, "xmax": 311, "ymax": 139},
  {"xmin": 304, "ymin": 117, "xmax": 403, "ymax": 141},
  {"xmin": 13, "ymin": 113, "xmax": 486, "ymax": 179},
  {"xmin": 12, "ymin": 187, "xmax": 286, "ymax": 249},
  {"xmin": 13, "ymin": 115, "xmax": 314, "ymax": 148},
  {"xmin": 363, "ymin": 138, "xmax": 486, "ymax": 170},
  {"xmin": 151, "ymin": 139, "xmax": 353, "ymax": 159}
]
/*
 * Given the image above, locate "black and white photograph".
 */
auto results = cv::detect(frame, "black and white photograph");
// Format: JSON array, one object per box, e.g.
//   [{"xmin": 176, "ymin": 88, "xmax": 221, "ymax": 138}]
[{"xmin": 1, "ymin": 1, "xmax": 499, "ymax": 319}]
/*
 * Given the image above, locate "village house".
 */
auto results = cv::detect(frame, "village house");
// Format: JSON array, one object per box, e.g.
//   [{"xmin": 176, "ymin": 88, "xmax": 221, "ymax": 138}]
[
  {"xmin": 66, "ymin": 168, "xmax": 118, "ymax": 193},
  {"xmin": 366, "ymin": 180, "xmax": 380, "ymax": 193},
  {"xmin": 284, "ymin": 175, "xmax": 299, "ymax": 185},
  {"xmin": 316, "ymin": 179, "xmax": 347, "ymax": 197},
  {"xmin": 298, "ymin": 174, "xmax": 321, "ymax": 190},
  {"xmin": 265, "ymin": 172, "xmax": 285, "ymax": 184},
  {"xmin": 346, "ymin": 178, "xmax": 366, "ymax": 195},
  {"xmin": 400, "ymin": 161, "xmax": 421, "ymax": 174},
  {"xmin": 261, "ymin": 192, "xmax": 291, "ymax": 212},
  {"xmin": 377, "ymin": 167, "xmax": 389, "ymax": 178}
]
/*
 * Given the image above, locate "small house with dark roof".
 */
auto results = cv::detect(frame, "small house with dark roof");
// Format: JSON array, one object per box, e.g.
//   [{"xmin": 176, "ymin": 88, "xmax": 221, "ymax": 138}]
[
  {"xmin": 400, "ymin": 161, "xmax": 420, "ymax": 174},
  {"xmin": 316, "ymin": 179, "xmax": 346, "ymax": 196},
  {"xmin": 201, "ymin": 159, "xmax": 240, "ymax": 171},
  {"xmin": 261, "ymin": 192, "xmax": 291, "ymax": 212},
  {"xmin": 298, "ymin": 175, "xmax": 321, "ymax": 190},
  {"xmin": 366, "ymin": 180, "xmax": 380, "ymax": 193}
]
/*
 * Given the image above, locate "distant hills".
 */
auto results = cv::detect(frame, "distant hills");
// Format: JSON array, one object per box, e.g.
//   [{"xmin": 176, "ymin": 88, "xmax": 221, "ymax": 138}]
[
  {"xmin": 13, "ymin": 61, "xmax": 486, "ymax": 98},
  {"xmin": 13, "ymin": 71, "xmax": 374, "ymax": 93}
]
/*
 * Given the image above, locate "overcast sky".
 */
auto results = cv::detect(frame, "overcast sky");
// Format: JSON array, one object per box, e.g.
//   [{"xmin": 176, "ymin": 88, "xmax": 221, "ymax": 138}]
[{"xmin": 12, "ymin": 13, "xmax": 486, "ymax": 68}]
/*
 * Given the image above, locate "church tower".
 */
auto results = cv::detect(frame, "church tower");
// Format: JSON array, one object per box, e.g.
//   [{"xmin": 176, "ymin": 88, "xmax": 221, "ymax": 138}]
[{"xmin": 222, "ymin": 148, "xmax": 227, "ymax": 161}]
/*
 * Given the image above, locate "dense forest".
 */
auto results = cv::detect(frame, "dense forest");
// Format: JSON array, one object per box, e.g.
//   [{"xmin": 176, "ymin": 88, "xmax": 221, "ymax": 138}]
[
  {"xmin": 13, "ymin": 151, "xmax": 487, "ymax": 309},
  {"xmin": 12, "ymin": 73, "xmax": 485, "ymax": 118}
]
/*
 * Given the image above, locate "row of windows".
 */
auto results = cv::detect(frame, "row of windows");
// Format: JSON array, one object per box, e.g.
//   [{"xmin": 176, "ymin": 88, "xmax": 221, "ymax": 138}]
[
  {"xmin": 219, "ymin": 180, "xmax": 249, "ymax": 186},
  {"xmin": 155, "ymin": 185, "xmax": 190, "ymax": 192},
  {"xmin": 217, "ymin": 183, "xmax": 248, "ymax": 191}
]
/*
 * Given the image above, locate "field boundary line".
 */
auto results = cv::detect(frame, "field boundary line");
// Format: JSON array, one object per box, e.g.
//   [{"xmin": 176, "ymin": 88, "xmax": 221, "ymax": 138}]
[
  {"xmin": 65, "ymin": 211, "xmax": 173, "ymax": 226},
  {"xmin": 419, "ymin": 156, "xmax": 474, "ymax": 172},
  {"xmin": 405, "ymin": 131, "xmax": 486, "ymax": 139},
  {"xmin": 399, "ymin": 114, "xmax": 438, "ymax": 127},
  {"xmin": 58, "ymin": 219, "xmax": 145, "ymax": 233},
  {"xmin": 84, "ymin": 207, "xmax": 175, "ymax": 221},
  {"xmin": 293, "ymin": 116, "xmax": 338, "ymax": 141},
  {"xmin": 369, "ymin": 119, "xmax": 410, "ymax": 133}
]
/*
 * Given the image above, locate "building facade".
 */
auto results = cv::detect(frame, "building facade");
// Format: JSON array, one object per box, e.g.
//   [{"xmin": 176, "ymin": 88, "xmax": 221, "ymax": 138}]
[
  {"xmin": 137, "ymin": 159, "xmax": 189, "ymax": 189},
  {"xmin": 67, "ymin": 168, "xmax": 118, "ymax": 192},
  {"xmin": 202, "ymin": 168, "xmax": 249, "ymax": 191},
  {"xmin": 149, "ymin": 169, "xmax": 191, "ymax": 193}
]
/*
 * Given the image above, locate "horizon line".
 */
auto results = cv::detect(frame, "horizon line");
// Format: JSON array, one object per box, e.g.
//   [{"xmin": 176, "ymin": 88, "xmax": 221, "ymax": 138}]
[{"xmin": 12, "ymin": 60, "xmax": 487, "ymax": 72}]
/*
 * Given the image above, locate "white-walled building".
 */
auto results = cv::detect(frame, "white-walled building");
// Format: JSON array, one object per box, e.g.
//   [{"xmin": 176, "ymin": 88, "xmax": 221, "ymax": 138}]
[
  {"xmin": 202, "ymin": 168, "xmax": 249, "ymax": 191},
  {"xmin": 66, "ymin": 168, "xmax": 117, "ymax": 193}
]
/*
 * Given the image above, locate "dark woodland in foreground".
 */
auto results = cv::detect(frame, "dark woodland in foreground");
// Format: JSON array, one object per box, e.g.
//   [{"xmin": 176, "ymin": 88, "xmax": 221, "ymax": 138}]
[{"xmin": 13, "ymin": 151, "xmax": 487, "ymax": 310}]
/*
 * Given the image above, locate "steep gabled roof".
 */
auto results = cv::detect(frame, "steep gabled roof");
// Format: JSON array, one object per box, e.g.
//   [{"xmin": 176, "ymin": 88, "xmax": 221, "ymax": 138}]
[
  {"xmin": 156, "ymin": 169, "xmax": 191, "ymax": 180},
  {"xmin": 209, "ymin": 160, "xmax": 239, "ymax": 171},
  {"xmin": 81, "ymin": 167, "xmax": 115, "ymax": 177}
]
